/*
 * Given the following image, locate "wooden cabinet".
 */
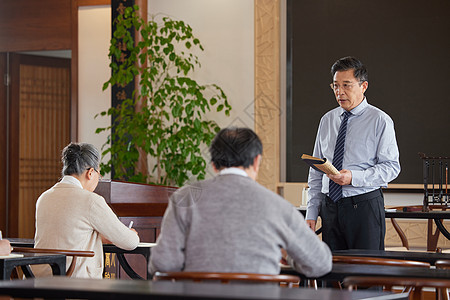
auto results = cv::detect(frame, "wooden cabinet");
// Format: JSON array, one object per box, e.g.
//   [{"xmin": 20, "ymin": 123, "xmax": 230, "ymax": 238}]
[{"xmin": 94, "ymin": 180, "xmax": 177, "ymax": 279}]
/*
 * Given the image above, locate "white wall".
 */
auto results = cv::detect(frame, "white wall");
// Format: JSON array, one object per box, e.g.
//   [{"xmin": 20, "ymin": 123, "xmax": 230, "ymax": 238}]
[
  {"xmin": 78, "ymin": 1, "xmax": 254, "ymax": 179},
  {"xmin": 147, "ymin": 0, "xmax": 254, "ymax": 129},
  {"xmin": 78, "ymin": 6, "xmax": 111, "ymax": 171},
  {"xmin": 147, "ymin": 0, "xmax": 254, "ymax": 179}
]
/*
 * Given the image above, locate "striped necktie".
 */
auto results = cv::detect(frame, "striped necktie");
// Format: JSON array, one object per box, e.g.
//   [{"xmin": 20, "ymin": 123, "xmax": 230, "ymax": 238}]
[{"xmin": 329, "ymin": 111, "xmax": 352, "ymax": 202}]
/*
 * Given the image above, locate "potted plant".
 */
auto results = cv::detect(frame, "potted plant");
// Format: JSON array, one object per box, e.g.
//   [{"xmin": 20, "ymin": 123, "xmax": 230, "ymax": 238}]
[{"xmin": 96, "ymin": 5, "xmax": 231, "ymax": 187}]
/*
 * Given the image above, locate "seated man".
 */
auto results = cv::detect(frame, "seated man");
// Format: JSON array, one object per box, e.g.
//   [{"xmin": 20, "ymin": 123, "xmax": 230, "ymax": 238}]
[
  {"xmin": 0, "ymin": 239, "xmax": 11, "ymax": 256},
  {"xmin": 149, "ymin": 127, "xmax": 332, "ymax": 277}
]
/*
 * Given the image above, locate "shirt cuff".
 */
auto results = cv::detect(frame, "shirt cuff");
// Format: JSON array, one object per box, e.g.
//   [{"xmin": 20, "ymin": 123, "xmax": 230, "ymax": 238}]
[
  {"xmin": 351, "ymin": 170, "xmax": 364, "ymax": 187},
  {"xmin": 305, "ymin": 206, "xmax": 319, "ymax": 220}
]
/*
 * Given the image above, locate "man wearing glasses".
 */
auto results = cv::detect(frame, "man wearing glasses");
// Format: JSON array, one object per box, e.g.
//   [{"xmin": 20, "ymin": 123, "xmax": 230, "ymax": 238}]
[{"xmin": 305, "ymin": 56, "xmax": 400, "ymax": 250}]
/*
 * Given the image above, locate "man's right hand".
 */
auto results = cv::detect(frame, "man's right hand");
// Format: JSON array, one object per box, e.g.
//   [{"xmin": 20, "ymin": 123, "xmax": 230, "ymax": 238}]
[{"xmin": 306, "ymin": 220, "xmax": 316, "ymax": 231}]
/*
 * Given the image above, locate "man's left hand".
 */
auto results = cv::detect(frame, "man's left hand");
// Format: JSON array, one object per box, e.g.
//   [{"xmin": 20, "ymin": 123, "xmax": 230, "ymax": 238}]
[{"xmin": 328, "ymin": 169, "xmax": 352, "ymax": 186}]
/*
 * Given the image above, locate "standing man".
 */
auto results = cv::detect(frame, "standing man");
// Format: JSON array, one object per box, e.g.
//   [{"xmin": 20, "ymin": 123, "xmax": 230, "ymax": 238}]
[
  {"xmin": 150, "ymin": 127, "xmax": 332, "ymax": 277},
  {"xmin": 305, "ymin": 56, "xmax": 400, "ymax": 250}
]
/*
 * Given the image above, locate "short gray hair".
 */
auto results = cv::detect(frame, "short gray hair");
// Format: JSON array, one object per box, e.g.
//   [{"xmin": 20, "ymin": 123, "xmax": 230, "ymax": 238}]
[{"xmin": 61, "ymin": 143, "xmax": 100, "ymax": 176}]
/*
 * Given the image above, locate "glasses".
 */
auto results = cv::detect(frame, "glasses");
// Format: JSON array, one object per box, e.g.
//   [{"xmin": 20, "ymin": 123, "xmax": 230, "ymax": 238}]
[
  {"xmin": 330, "ymin": 82, "xmax": 362, "ymax": 91},
  {"xmin": 87, "ymin": 167, "xmax": 103, "ymax": 179}
]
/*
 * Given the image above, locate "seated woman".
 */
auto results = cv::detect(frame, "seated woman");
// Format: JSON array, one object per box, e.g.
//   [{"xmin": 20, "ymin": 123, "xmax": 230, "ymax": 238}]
[
  {"xmin": 34, "ymin": 143, "xmax": 139, "ymax": 278},
  {"xmin": 0, "ymin": 240, "xmax": 11, "ymax": 256}
]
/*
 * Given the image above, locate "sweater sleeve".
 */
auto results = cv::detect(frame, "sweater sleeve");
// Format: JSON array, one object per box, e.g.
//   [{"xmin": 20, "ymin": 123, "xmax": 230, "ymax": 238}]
[
  {"xmin": 148, "ymin": 199, "xmax": 186, "ymax": 274},
  {"xmin": 88, "ymin": 194, "xmax": 139, "ymax": 250},
  {"xmin": 285, "ymin": 207, "xmax": 332, "ymax": 278}
]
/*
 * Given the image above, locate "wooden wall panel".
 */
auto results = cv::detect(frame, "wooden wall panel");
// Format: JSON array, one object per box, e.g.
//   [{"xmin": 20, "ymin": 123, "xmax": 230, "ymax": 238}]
[
  {"xmin": 254, "ymin": 0, "xmax": 281, "ymax": 192},
  {"xmin": 0, "ymin": 54, "xmax": 6, "ymax": 233},
  {"xmin": 0, "ymin": 0, "xmax": 72, "ymax": 52},
  {"xmin": 8, "ymin": 54, "xmax": 21, "ymax": 237}
]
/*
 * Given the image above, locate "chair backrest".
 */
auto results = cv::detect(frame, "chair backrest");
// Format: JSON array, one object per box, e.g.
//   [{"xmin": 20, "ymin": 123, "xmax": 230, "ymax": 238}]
[
  {"xmin": 436, "ymin": 260, "xmax": 450, "ymax": 269},
  {"xmin": 435, "ymin": 260, "xmax": 450, "ymax": 300},
  {"xmin": 153, "ymin": 272, "xmax": 300, "ymax": 287},
  {"xmin": 330, "ymin": 256, "xmax": 430, "ymax": 290},
  {"xmin": 333, "ymin": 255, "xmax": 431, "ymax": 268},
  {"xmin": 12, "ymin": 247, "xmax": 95, "ymax": 277},
  {"xmin": 344, "ymin": 276, "xmax": 450, "ymax": 300}
]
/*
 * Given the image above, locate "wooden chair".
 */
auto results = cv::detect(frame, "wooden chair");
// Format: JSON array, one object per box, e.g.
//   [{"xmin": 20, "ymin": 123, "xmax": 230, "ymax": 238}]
[
  {"xmin": 333, "ymin": 255, "xmax": 431, "ymax": 268},
  {"xmin": 153, "ymin": 271, "xmax": 301, "ymax": 287},
  {"xmin": 330, "ymin": 256, "xmax": 430, "ymax": 289},
  {"xmin": 344, "ymin": 276, "xmax": 450, "ymax": 300},
  {"xmin": 435, "ymin": 260, "xmax": 450, "ymax": 300},
  {"xmin": 12, "ymin": 247, "xmax": 95, "ymax": 277}
]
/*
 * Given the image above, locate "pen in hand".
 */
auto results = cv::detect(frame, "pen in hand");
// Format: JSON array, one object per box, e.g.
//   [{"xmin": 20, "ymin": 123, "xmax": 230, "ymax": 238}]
[{"xmin": 128, "ymin": 221, "xmax": 134, "ymax": 228}]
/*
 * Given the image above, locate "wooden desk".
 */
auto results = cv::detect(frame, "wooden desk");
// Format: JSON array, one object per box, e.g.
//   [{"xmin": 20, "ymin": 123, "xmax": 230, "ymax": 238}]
[
  {"xmin": 384, "ymin": 210, "xmax": 450, "ymax": 251},
  {"xmin": 0, "ymin": 277, "xmax": 408, "ymax": 299},
  {"xmin": 103, "ymin": 243, "xmax": 153, "ymax": 280},
  {"xmin": 94, "ymin": 180, "xmax": 176, "ymax": 278},
  {"xmin": 332, "ymin": 249, "xmax": 450, "ymax": 266},
  {"xmin": 282, "ymin": 263, "xmax": 450, "ymax": 282},
  {"xmin": 0, "ymin": 253, "xmax": 66, "ymax": 280},
  {"xmin": 6, "ymin": 238, "xmax": 33, "ymax": 248},
  {"xmin": 8, "ymin": 238, "xmax": 151, "ymax": 280},
  {"xmin": 298, "ymin": 208, "xmax": 450, "ymax": 249}
]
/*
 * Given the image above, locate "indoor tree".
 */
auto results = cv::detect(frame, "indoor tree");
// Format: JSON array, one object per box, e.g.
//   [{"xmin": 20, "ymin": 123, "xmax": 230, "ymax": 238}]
[{"xmin": 96, "ymin": 5, "xmax": 231, "ymax": 187}]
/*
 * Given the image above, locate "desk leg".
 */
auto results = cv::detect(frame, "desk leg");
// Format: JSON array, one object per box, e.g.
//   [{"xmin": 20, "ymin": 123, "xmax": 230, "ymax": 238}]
[
  {"xmin": 0, "ymin": 268, "xmax": 10, "ymax": 280},
  {"xmin": 50, "ymin": 262, "xmax": 66, "ymax": 276},
  {"xmin": 117, "ymin": 254, "xmax": 144, "ymax": 280},
  {"xmin": 20, "ymin": 265, "xmax": 35, "ymax": 278},
  {"xmin": 145, "ymin": 252, "xmax": 150, "ymax": 280},
  {"xmin": 428, "ymin": 219, "xmax": 440, "ymax": 251},
  {"xmin": 1, "ymin": 265, "xmax": 14, "ymax": 280},
  {"xmin": 435, "ymin": 219, "xmax": 450, "ymax": 240}
]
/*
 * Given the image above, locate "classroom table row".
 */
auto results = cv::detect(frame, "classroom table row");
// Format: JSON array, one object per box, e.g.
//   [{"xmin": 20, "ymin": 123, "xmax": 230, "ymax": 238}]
[
  {"xmin": 0, "ymin": 276, "xmax": 409, "ymax": 300},
  {"xmin": 3, "ymin": 247, "xmax": 450, "ymax": 299},
  {"xmin": 7, "ymin": 238, "xmax": 450, "ymax": 282},
  {"xmin": 3, "ymin": 239, "xmax": 450, "ymax": 300},
  {"xmin": 8, "ymin": 238, "xmax": 153, "ymax": 279}
]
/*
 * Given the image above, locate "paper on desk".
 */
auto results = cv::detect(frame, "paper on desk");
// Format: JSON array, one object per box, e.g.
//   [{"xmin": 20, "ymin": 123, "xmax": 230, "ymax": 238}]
[
  {"xmin": 138, "ymin": 242, "xmax": 157, "ymax": 247},
  {"xmin": 0, "ymin": 253, "xmax": 24, "ymax": 259}
]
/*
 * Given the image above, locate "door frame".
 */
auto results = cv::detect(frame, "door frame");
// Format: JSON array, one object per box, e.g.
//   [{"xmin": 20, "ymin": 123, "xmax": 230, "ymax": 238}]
[{"xmin": 0, "ymin": 0, "xmax": 111, "ymax": 236}]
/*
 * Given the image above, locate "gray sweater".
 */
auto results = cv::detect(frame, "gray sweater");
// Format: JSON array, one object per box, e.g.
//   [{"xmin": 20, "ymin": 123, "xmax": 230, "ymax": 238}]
[{"xmin": 149, "ymin": 174, "xmax": 332, "ymax": 277}]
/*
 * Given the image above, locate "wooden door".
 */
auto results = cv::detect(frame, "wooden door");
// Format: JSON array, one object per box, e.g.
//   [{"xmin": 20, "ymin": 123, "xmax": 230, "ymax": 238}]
[{"xmin": 8, "ymin": 53, "xmax": 70, "ymax": 238}]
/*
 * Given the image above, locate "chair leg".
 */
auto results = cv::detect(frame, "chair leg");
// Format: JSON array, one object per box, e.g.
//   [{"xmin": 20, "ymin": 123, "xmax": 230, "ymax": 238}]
[
  {"xmin": 20, "ymin": 265, "xmax": 35, "ymax": 278},
  {"xmin": 10, "ymin": 267, "xmax": 20, "ymax": 279}
]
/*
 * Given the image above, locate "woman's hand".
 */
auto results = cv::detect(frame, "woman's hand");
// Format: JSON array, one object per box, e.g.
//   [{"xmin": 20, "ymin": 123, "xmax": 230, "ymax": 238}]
[{"xmin": 0, "ymin": 239, "xmax": 12, "ymax": 256}]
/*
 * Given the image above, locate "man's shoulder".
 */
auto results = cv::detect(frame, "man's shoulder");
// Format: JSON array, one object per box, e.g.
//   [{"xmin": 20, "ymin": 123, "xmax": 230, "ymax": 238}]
[
  {"xmin": 362, "ymin": 103, "xmax": 394, "ymax": 123},
  {"xmin": 174, "ymin": 175, "xmax": 286, "ymax": 202},
  {"xmin": 321, "ymin": 106, "xmax": 341, "ymax": 119}
]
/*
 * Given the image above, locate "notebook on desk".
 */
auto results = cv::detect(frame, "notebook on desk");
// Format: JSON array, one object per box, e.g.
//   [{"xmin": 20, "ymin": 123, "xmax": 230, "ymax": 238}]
[
  {"xmin": 138, "ymin": 243, "xmax": 157, "ymax": 247},
  {"xmin": 0, "ymin": 253, "xmax": 24, "ymax": 259}
]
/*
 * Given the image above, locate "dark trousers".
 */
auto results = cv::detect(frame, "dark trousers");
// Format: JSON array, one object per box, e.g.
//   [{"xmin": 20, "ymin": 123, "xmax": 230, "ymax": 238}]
[{"xmin": 320, "ymin": 189, "xmax": 385, "ymax": 251}]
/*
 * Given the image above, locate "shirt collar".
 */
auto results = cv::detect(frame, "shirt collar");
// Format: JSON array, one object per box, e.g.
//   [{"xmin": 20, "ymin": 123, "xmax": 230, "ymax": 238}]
[
  {"xmin": 60, "ymin": 175, "xmax": 83, "ymax": 189},
  {"xmin": 218, "ymin": 167, "xmax": 249, "ymax": 177},
  {"xmin": 339, "ymin": 97, "xmax": 368, "ymax": 117}
]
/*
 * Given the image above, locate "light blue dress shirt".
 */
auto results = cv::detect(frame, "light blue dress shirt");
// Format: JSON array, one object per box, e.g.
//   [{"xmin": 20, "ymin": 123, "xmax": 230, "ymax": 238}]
[{"xmin": 305, "ymin": 98, "xmax": 401, "ymax": 221}]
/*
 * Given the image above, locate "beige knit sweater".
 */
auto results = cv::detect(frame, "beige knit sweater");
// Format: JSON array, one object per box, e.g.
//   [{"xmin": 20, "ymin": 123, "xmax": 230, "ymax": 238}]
[{"xmin": 34, "ymin": 177, "xmax": 139, "ymax": 278}]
